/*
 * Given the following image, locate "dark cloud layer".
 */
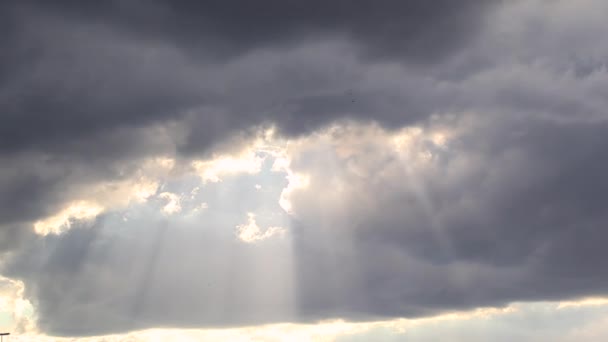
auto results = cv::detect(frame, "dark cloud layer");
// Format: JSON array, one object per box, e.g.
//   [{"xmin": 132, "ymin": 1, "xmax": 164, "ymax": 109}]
[
  {"xmin": 0, "ymin": 0, "xmax": 499, "ymax": 237},
  {"xmin": 2, "ymin": 0, "xmax": 608, "ymax": 337},
  {"xmin": 1, "ymin": 0, "xmax": 496, "ymax": 155},
  {"xmin": 5, "ymin": 115, "xmax": 608, "ymax": 337},
  {"xmin": 290, "ymin": 117, "xmax": 608, "ymax": 321},
  {"xmin": 29, "ymin": 0, "xmax": 494, "ymax": 61}
]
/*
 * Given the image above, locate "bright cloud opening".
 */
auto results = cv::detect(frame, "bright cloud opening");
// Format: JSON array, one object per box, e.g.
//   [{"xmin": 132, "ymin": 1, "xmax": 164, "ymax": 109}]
[
  {"xmin": 33, "ymin": 201, "xmax": 103, "ymax": 235},
  {"xmin": 236, "ymin": 213, "xmax": 286, "ymax": 243}
]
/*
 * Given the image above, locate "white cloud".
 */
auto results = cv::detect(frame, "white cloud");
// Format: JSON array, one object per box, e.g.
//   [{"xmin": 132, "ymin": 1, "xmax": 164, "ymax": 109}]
[
  {"xmin": 271, "ymin": 122, "xmax": 454, "ymax": 218},
  {"xmin": 0, "ymin": 276, "xmax": 36, "ymax": 335},
  {"xmin": 236, "ymin": 213, "xmax": 286, "ymax": 243},
  {"xmin": 33, "ymin": 201, "xmax": 103, "ymax": 235},
  {"xmin": 191, "ymin": 202, "xmax": 209, "ymax": 214},
  {"xmin": 192, "ymin": 150, "xmax": 265, "ymax": 183},
  {"xmin": 158, "ymin": 192, "xmax": 182, "ymax": 215},
  {"xmin": 30, "ymin": 157, "xmax": 174, "ymax": 235}
]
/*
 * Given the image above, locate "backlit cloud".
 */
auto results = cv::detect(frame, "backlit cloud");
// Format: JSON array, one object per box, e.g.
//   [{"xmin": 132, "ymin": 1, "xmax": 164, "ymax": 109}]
[{"xmin": 0, "ymin": 0, "xmax": 607, "ymax": 340}]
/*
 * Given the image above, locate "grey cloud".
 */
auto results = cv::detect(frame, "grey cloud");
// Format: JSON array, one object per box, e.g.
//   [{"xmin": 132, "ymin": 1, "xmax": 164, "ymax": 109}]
[
  {"xmin": 0, "ymin": 0, "xmax": 497, "ymax": 237},
  {"xmin": 2, "ymin": 0, "xmax": 608, "ymax": 337},
  {"xmin": 0, "ymin": 123, "xmax": 174, "ymax": 229},
  {"xmin": 1, "ymin": 0, "xmax": 498, "ymax": 156},
  {"xmin": 289, "ymin": 116, "xmax": 608, "ymax": 320},
  {"xmin": 3, "ymin": 114, "xmax": 608, "ymax": 335},
  {"xmin": 5, "ymin": 115, "xmax": 608, "ymax": 336},
  {"xmin": 28, "ymin": 0, "xmax": 496, "ymax": 62}
]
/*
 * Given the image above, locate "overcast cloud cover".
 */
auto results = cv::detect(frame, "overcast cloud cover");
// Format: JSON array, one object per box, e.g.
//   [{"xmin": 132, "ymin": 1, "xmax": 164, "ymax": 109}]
[{"xmin": 1, "ymin": 0, "xmax": 608, "ymax": 340}]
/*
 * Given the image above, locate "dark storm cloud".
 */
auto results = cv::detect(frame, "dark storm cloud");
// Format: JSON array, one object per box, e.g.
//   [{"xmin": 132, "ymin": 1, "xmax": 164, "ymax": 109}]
[
  {"xmin": 0, "ymin": 0, "xmax": 498, "ymax": 234},
  {"xmin": 4, "ymin": 116, "xmax": 608, "ymax": 336},
  {"xmin": 289, "ymin": 117, "xmax": 608, "ymax": 320},
  {"xmin": 2, "ymin": 0, "xmax": 608, "ymax": 337},
  {"xmin": 5, "ymin": 114, "xmax": 608, "ymax": 337},
  {"xmin": 28, "ymin": 0, "xmax": 496, "ymax": 62},
  {"xmin": 0, "ymin": 124, "xmax": 174, "ymax": 230},
  {"xmin": 1, "ymin": 0, "xmax": 497, "ymax": 155}
]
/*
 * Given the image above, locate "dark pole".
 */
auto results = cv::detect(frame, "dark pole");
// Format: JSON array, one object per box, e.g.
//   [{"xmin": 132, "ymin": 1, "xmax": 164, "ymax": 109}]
[{"xmin": 0, "ymin": 332, "xmax": 9, "ymax": 342}]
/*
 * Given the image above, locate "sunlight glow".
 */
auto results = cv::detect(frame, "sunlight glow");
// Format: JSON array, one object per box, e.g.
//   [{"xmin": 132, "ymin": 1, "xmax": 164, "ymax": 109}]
[
  {"xmin": 391, "ymin": 126, "xmax": 451, "ymax": 164},
  {"xmin": 33, "ymin": 201, "xmax": 103, "ymax": 235},
  {"xmin": 557, "ymin": 297, "xmax": 608, "ymax": 309},
  {"xmin": 0, "ymin": 276, "xmax": 36, "ymax": 334},
  {"xmin": 277, "ymin": 170, "xmax": 310, "ymax": 214},
  {"xmin": 29, "ymin": 156, "xmax": 176, "ymax": 235},
  {"xmin": 236, "ymin": 213, "xmax": 286, "ymax": 243},
  {"xmin": 270, "ymin": 146, "xmax": 310, "ymax": 214},
  {"xmin": 192, "ymin": 152, "xmax": 264, "ymax": 183},
  {"xmin": 32, "ymin": 177, "xmax": 160, "ymax": 236},
  {"xmin": 158, "ymin": 192, "xmax": 182, "ymax": 215},
  {"xmin": 9, "ymin": 298, "xmax": 608, "ymax": 341}
]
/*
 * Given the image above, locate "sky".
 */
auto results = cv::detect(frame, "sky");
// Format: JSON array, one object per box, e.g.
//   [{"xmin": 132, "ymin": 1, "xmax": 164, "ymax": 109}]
[{"xmin": 1, "ymin": 0, "xmax": 608, "ymax": 340}]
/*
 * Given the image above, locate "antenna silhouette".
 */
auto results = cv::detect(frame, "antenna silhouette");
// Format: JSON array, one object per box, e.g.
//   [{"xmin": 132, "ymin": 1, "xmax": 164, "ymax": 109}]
[{"xmin": 0, "ymin": 333, "xmax": 9, "ymax": 342}]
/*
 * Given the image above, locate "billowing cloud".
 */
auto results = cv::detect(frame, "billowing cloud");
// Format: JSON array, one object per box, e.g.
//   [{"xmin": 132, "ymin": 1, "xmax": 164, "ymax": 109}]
[
  {"xmin": 0, "ymin": 276, "xmax": 36, "ymax": 334},
  {"xmin": 0, "ymin": 0, "xmax": 607, "ymax": 339},
  {"xmin": 286, "ymin": 119, "xmax": 608, "ymax": 320}
]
